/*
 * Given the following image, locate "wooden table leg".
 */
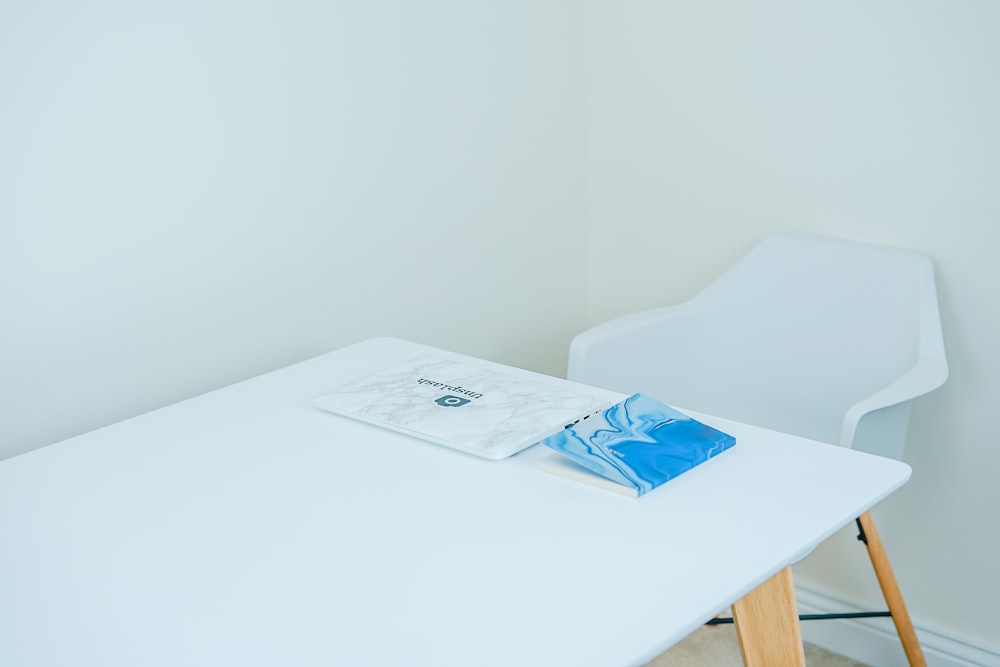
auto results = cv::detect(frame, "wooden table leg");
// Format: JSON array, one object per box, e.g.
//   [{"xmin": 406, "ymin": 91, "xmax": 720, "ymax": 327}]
[{"xmin": 732, "ymin": 566, "xmax": 806, "ymax": 667}]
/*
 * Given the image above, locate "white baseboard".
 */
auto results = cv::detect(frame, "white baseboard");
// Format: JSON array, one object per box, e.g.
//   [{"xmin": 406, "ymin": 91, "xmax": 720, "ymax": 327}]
[{"xmin": 795, "ymin": 585, "xmax": 1000, "ymax": 667}]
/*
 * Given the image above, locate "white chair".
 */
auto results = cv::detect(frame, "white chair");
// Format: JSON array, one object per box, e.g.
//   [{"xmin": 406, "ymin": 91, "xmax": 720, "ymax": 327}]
[{"xmin": 567, "ymin": 233, "xmax": 947, "ymax": 667}]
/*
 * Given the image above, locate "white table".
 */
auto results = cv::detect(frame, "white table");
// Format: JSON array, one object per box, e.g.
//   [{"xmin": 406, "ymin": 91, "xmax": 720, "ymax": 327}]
[{"xmin": 0, "ymin": 337, "xmax": 911, "ymax": 667}]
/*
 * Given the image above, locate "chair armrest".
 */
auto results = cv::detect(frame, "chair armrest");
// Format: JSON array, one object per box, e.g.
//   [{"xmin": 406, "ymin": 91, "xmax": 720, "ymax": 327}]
[
  {"xmin": 840, "ymin": 360, "xmax": 948, "ymax": 451},
  {"xmin": 568, "ymin": 302, "xmax": 704, "ymax": 381}
]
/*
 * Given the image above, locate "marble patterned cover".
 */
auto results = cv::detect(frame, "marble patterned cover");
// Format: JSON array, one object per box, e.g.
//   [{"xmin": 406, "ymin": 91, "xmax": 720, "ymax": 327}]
[
  {"xmin": 539, "ymin": 393, "xmax": 736, "ymax": 496},
  {"xmin": 312, "ymin": 356, "xmax": 620, "ymax": 460}
]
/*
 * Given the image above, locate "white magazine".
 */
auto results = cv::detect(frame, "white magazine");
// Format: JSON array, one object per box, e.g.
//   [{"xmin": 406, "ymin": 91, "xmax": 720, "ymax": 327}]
[{"xmin": 312, "ymin": 356, "xmax": 623, "ymax": 460}]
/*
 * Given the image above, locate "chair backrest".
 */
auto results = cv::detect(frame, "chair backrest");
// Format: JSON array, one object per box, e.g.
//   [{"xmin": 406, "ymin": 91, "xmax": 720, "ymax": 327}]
[{"xmin": 568, "ymin": 234, "xmax": 948, "ymax": 460}]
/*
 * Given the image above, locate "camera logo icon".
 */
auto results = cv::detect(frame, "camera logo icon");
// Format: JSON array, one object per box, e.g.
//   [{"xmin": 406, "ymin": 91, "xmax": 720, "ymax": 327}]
[{"xmin": 435, "ymin": 395, "xmax": 471, "ymax": 408}]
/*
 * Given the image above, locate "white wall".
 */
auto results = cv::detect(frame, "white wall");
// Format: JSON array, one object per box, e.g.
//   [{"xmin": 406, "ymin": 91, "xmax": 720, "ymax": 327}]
[
  {"xmin": 583, "ymin": 0, "xmax": 1000, "ymax": 656},
  {"xmin": 0, "ymin": 0, "xmax": 590, "ymax": 459}
]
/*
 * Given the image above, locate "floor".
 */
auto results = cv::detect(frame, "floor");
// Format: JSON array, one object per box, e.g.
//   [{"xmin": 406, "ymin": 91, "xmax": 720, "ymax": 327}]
[{"xmin": 647, "ymin": 624, "xmax": 870, "ymax": 666}]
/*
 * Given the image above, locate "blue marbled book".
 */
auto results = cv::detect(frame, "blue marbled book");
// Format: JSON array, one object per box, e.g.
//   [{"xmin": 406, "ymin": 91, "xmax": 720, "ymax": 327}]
[{"xmin": 538, "ymin": 393, "xmax": 735, "ymax": 497}]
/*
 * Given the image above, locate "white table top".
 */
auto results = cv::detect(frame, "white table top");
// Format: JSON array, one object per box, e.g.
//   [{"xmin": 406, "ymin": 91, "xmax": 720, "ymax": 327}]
[{"xmin": 0, "ymin": 337, "xmax": 911, "ymax": 667}]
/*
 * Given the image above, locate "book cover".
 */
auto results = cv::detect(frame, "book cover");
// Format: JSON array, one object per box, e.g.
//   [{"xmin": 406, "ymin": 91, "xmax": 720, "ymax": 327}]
[
  {"xmin": 312, "ymin": 356, "xmax": 622, "ymax": 460},
  {"xmin": 538, "ymin": 393, "xmax": 736, "ymax": 496}
]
